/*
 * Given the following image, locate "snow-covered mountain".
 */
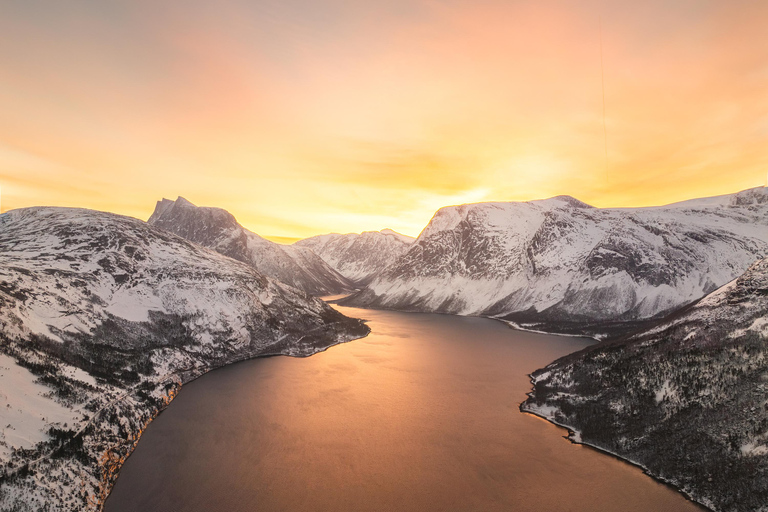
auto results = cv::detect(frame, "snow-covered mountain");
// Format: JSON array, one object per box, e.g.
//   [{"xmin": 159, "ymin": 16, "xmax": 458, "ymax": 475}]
[
  {"xmin": 523, "ymin": 256, "xmax": 768, "ymax": 512},
  {"xmin": 342, "ymin": 187, "xmax": 768, "ymax": 335},
  {"xmin": 295, "ymin": 229, "xmax": 414, "ymax": 285},
  {"xmin": 148, "ymin": 197, "xmax": 354, "ymax": 296},
  {"xmin": 0, "ymin": 207, "xmax": 368, "ymax": 511}
]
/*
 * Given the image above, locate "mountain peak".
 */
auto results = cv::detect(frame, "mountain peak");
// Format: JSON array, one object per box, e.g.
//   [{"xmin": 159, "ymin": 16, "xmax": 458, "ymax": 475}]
[
  {"xmin": 662, "ymin": 186, "xmax": 768, "ymax": 209},
  {"xmin": 731, "ymin": 186, "xmax": 768, "ymax": 206},
  {"xmin": 147, "ymin": 198, "xmax": 354, "ymax": 295},
  {"xmin": 175, "ymin": 196, "xmax": 197, "ymax": 207},
  {"xmin": 380, "ymin": 229, "xmax": 415, "ymax": 243},
  {"xmin": 532, "ymin": 195, "xmax": 594, "ymax": 209}
]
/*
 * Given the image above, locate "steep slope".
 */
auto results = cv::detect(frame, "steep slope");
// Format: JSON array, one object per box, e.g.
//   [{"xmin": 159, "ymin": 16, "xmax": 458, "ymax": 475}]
[
  {"xmin": 0, "ymin": 207, "xmax": 368, "ymax": 511},
  {"xmin": 343, "ymin": 188, "xmax": 768, "ymax": 336},
  {"xmin": 522, "ymin": 256, "xmax": 768, "ymax": 512},
  {"xmin": 148, "ymin": 197, "xmax": 354, "ymax": 296},
  {"xmin": 295, "ymin": 229, "xmax": 414, "ymax": 285}
]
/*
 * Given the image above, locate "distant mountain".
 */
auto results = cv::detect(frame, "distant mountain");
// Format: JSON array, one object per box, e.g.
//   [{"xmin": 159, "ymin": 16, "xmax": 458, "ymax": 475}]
[
  {"xmin": 296, "ymin": 229, "xmax": 414, "ymax": 286},
  {"xmin": 148, "ymin": 197, "xmax": 354, "ymax": 296},
  {"xmin": 0, "ymin": 207, "xmax": 368, "ymax": 511},
  {"xmin": 522, "ymin": 256, "xmax": 768, "ymax": 512},
  {"xmin": 342, "ymin": 187, "xmax": 768, "ymax": 336}
]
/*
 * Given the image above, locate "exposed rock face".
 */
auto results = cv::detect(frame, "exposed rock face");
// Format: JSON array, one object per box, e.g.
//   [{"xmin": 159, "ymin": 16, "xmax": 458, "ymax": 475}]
[
  {"xmin": 0, "ymin": 207, "xmax": 368, "ymax": 511},
  {"xmin": 295, "ymin": 229, "xmax": 414, "ymax": 286},
  {"xmin": 523, "ymin": 256, "xmax": 768, "ymax": 512},
  {"xmin": 342, "ymin": 188, "xmax": 768, "ymax": 335},
  {"xmin": 148, "ymin": 197, "xmax": 354, "ymax": 296}
]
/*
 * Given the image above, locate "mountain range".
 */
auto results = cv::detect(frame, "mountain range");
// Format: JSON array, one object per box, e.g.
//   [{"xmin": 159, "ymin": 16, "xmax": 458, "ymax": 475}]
[
  {"xmin": 148, "ymin": 197, "xmax": 354, "ymax": 296},
  {"xmin": 341, "ymin": 187, "xmax": 768, "ymax": 336},
  {"xmin": 2, "ymin": 186, "xmax": 767, "ymax": 512},
  {"xmin": 0, "ymin": 207, "xmax": 368, "ymax": 511},
  {"xmin": 295, "ymin": 229, "xmax": 414, "ymax": 285}
]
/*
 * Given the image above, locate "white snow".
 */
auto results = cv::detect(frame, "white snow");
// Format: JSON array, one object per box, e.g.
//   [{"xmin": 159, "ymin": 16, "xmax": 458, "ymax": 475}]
[
  {"xmin": 296, "ymin": 229, "xmax": 413, "ymax": 284},
  {"xmin": 740, "ymin": 441, "xmax": 768, "ymax": 457},
  {"xmin": 356, "ymin": 188, "xmax": 768, "ymax": 325},
  {"xmin": 148, "ymin": 197, "xmax": 352, "ymax": 295},
  {"xmin": 0, "ymin": 354, "xmax": 81, "ymax": 460},
  {"xmin": 655, "ymin": 380, "xmax": 678, "ymax": 404},
  {"xmin": 380, "ymin": 228, "xmax": 415, "ymax": 244}
]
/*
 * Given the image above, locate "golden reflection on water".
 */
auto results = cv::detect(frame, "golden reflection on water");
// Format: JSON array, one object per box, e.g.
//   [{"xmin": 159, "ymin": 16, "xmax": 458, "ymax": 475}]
[{"xmin": 106, "ymin": 306, "xmax": 707, "ymax": 512}]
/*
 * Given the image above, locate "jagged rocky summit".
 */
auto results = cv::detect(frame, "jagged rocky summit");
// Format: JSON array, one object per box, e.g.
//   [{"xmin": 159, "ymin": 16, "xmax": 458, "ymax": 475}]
[
  {"xmin": 522, "ymin": 256, "xmax": 768, "ymax": 512},
  {"xmin": 148, "ymin": 197, "xmax": 354, "ymax": 296},
  {"xmin": 342, "ymin": 187, "xmax": 768, "ymax": 336},
  {"xmin": 296, "ymin": 229, "xmax": 414, "ymax": 286},
  {"xmin": 0, "ymin": 207, "xmax": 368, "ymax": 511}
]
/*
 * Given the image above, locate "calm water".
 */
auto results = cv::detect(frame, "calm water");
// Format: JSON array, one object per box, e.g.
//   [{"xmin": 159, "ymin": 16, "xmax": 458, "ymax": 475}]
[{"xmin": 106, "ymin": 306, "xmax": 705, "ymax": 512}]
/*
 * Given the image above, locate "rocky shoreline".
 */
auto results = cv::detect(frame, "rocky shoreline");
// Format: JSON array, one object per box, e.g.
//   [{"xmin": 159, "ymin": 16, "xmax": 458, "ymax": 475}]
[
  {"xmin": 520, "ymin": 396, "xmax": 715, "ymax": 512},
  {"xmin": 0, "ymin": 324, "xmax": 369, "ymax": 512}
]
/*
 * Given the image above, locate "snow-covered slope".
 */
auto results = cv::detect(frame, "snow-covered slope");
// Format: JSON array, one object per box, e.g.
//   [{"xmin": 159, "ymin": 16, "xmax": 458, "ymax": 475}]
[
  {"xmin": 295, "ymin": 229, "xmax": 414, "ymax": 285},
  {"xmin": 523, "ymin": 256, "xmax": 768, "ymax": 512},
  {"xmin": 148, "ymin": 197, "xmax": 354, "ymax": 296},
  {"xmin": 343, "ymin": 187, "xmax": 768, "ymax": 335},
  {"xmin": 0, "ymin": 207, "xmax": 368, "ymax": 511}
]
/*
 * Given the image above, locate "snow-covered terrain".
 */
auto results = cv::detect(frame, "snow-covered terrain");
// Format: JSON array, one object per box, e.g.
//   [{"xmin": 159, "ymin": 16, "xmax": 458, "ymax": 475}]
[
  {"xmin": 295, "ymin": 229, "xmax": 414, "ymax": 285},
  {"xmin": 343, "ymin": 187, "xmax": 768, "ymax": 336},
  {"xmin": 0, "ymin": 207, "xmax": 368, "ymax": 511},
  {"xmin": 523, "ymin": 256, "xmax": 768, "ymax": 512},
  {"xmin": 148, "ymin": 197, "xmax": 354, "ymax": 296}
]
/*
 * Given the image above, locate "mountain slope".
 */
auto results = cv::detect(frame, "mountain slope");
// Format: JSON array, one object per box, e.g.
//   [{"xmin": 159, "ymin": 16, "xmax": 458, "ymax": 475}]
[
  {"xmin": 522, "ymin": 256, "xmax": 768, "ymax": 512},
  {"xmin": 342, "ymin": 188, "xmax": 768, "ymax": 335},
  {"xmin": 295, "ymin": 229, "xmax": 414, "ymax": 285},
  {"xmin": 0, "ymin": 207, "xmax": 368, "ymax": 511},
  {"xmin": 148, "ymin": 197, "xmax": 354, "ymax": 296}
]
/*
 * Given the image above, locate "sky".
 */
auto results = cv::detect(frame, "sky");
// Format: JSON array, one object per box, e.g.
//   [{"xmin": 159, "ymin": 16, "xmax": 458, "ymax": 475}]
[{"xmin": 1, "ymin": 0, "xmax": 767, "ymax": 242}]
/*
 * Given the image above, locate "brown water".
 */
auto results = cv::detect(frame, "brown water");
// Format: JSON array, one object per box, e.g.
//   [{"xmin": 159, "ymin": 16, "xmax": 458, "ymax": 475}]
[{"xmin": 105, "ymin": 306, "xmax": 705, "ymax": 512}]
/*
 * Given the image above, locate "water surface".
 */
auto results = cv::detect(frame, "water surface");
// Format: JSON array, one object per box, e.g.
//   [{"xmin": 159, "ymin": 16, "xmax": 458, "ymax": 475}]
[{"xmin": 106, "ymin": 306, "xmax": 705, "ymax": 512}]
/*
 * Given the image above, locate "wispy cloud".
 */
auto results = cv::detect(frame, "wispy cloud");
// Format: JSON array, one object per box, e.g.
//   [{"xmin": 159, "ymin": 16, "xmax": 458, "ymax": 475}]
[{"xmin": 0, "ymin": 0, "xmax": 766, "ymax": 236}]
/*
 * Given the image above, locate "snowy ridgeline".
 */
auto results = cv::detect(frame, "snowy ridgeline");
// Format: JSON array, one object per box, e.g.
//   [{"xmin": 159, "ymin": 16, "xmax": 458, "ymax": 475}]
[
  {"xmin": 523, "ymin": 256, "xmax": 768, "ymax": 512},
  {"xmin": 342, "ymin": 187, "xmax": 768, "ymax": 336},
  {"xmin": 0, "ymin": 207, "xmax": 368, "ymax": 511},
  {"xmin": 295, "ymin": 229, "xmax": 414, "ymax": 286},
  {"xmin": 148, "ymin": 197, "xmax": 355, "ymax": 296}
]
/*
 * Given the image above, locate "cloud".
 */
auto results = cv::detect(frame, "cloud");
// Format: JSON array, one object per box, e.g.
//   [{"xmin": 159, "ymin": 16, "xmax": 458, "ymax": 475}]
[{"xmin": 0, "ymin": 0, "xmax": 766, "ymax": 234}]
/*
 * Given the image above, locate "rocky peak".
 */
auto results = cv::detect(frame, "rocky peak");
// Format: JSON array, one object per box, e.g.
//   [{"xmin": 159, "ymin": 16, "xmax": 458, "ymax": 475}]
[{"xmin": 147, "ymin": 197, "xmax": 353, "ymax": 296}]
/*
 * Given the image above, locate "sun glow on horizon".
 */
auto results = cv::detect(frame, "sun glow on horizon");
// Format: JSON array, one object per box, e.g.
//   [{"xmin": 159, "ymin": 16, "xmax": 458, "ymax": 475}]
[{"xmin": 1, "ymin": 1, "xmax": 767, "ymax": 240}]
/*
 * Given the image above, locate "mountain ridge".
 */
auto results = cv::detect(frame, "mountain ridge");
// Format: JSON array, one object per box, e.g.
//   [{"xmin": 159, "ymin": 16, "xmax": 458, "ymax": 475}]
[
  {"xmin": 148, "ymin": 197, "xmax": 354, "ymax": 296},
  {"xmin": 0, "ymin": 206, "xmax": 368, "ymax": 511},
  {"xmin": 296, "ymin": 228, "xmax": 414, "ymax": 286},
  {"xmin": 522, "ymin": 255, "xmax": 768, "ymax": 512},
  {"xmin": 341, "ymin": 187, "xmax": 768, "ymax": 336}
]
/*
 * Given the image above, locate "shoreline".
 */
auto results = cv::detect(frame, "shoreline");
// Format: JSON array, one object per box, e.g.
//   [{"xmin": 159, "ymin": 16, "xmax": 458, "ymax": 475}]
[
  {"xmin": 47, "ymin": 298, "xmax": 713, "ymax": 511},
  {"xmin": 493, "ymin": 318, "xmax": 601, "ymax": 342},
  {"xmin": 100, "ymin": 325, "xmax": 370, "ymax": 511},
  {"xmin": 518, "ymin": 397, "xmax": 716, "ymax": 512},
  {"xmin": 331, "ymin": 299, "xmax": 603, "ymax": 342},
  {"xmin": 0, "ymin": 321, "xmax": 370, "ymax": 512},
  {"xmin": 326, "ymin": 300, "xmax": 718, "ymax": 511}
]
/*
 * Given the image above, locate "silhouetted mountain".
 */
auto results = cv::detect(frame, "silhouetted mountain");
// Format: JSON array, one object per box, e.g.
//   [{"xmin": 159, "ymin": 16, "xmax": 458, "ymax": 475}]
[{"xmin": 148, "ymin": 197, "xmax": 354, "ymax": 296}]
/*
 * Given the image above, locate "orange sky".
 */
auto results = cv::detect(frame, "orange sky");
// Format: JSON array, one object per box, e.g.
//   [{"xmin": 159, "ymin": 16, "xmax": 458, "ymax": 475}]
[{"xmin": 1, "ymin": 0, "xmax": 767, "ymax": 242}]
